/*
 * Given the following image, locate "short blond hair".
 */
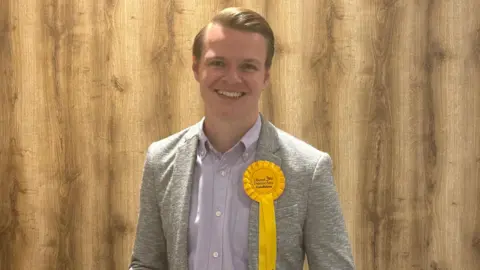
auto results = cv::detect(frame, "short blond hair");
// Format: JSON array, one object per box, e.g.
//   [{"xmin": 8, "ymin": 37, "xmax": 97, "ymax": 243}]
[{"xmin": 192, "ymin": 7, "xmax": 275, "ymax": 68}]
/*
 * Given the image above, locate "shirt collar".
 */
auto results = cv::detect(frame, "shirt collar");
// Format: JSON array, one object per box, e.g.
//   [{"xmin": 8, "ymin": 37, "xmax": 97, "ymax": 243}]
[{"xmin": 197, "ymin": 114, "xmax": 262, "ymax": 160}]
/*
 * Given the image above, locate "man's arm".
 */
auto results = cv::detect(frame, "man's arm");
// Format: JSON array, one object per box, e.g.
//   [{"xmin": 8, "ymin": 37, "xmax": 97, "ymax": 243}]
[
  {"xmin": 304, "ymin": 153, "xmax": 355, "ymax": 269},
  {"xmin": 129, "ymin": 147, "xmax": 168, "ymax": 269}
]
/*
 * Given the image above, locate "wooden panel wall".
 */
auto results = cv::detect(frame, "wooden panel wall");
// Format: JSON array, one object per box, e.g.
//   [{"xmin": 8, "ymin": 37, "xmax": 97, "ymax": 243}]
[{"xmin": 1, "ymin": 0, "xmax": 479, "ymax": 269}]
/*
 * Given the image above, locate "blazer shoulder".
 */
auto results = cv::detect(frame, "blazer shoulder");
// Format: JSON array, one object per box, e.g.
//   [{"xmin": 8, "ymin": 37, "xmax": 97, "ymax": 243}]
[
  {"xmin": 275, "ymin": 127, "xmax": 331, "ymax": 165},
  {"xmin": 146, "ymin": 124, "xmax": 198, "ymax": 164}
]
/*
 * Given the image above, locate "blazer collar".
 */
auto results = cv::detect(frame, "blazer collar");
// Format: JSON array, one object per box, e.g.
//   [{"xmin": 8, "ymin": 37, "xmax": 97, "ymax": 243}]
[
  {"xmin": 255, "ymin": 113, "xmax": 281, "ymax": 162},
  {"xmin": 169, "ymin": 132, "xmax": 197, "ymax": 270}
]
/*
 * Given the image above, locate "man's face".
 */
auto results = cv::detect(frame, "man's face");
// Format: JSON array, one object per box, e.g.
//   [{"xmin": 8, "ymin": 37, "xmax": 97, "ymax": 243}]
[{"xmin": 192, "ymin": 23, "xmax": 270, "ymax": 121}]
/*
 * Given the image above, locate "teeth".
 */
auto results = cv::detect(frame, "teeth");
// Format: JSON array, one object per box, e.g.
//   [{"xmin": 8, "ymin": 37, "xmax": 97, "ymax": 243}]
[{"xmin": 217, "ymin": 90, "xmax": 243, "ymax": 98}]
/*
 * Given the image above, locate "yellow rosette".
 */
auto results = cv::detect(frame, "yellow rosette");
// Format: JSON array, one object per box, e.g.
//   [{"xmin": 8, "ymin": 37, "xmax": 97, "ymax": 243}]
[{"xmin": 243, "ymin": 160, "xmax": 285, "ymax": 270}]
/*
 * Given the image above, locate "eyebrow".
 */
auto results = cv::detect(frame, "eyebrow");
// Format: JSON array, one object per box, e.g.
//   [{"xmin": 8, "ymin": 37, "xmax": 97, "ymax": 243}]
[
  {"xmin": 206, "ymin": 56, "xmax": 262, "ymax": 65},
  {"xmin": 243, "ymin": 58, "xmax": 262, "ymax": 65}
]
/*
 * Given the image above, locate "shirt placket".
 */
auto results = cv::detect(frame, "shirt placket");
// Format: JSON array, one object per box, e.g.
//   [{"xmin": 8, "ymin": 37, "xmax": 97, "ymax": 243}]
[{"xmin": 208, "ymin": 154, "xmax": 230, "ymax": 270}]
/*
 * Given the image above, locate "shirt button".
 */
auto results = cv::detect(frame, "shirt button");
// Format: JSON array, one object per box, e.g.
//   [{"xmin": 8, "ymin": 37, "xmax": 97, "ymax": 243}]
[
  {"xmin": 216, "ymin": 211, "xmax": 222, "ymax": 217},
  {"xmin": 243, "ymin": 152, "xmax": 248, "ymax": 159},
  {"xmin": 221, "ymin": 170, "xmax": 226, "ymax": 176},
  {"xmin": 213, "ymin": 252, "xmax": 219, "ymax": 258}
]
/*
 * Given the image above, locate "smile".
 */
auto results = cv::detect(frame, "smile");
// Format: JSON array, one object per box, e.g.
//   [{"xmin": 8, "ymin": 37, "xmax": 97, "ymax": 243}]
[{"xmin": 215, "ymin": 90, "xmax": 245, "ymax": 98}]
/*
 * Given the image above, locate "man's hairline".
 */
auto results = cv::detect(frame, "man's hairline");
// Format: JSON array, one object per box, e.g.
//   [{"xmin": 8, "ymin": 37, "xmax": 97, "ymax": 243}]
[{"xmin": 196, "ymin": 22, "xmax": 271, "ymax": 68}]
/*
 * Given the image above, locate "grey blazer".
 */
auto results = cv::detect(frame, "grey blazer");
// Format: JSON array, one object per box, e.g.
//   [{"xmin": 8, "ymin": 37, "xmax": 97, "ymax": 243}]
[{"xmin": 129, "ymin": 114, "xmax": 355, "ymax": 270}]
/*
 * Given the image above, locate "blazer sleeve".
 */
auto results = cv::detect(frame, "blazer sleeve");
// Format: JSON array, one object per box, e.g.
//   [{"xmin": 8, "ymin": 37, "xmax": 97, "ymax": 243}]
[
  {"xmin": 129, "ymin": 147, "xmax": 168, "ymax": 269},
  {"xmin": 304, "ymin": 153, "xmax": 356, "ymax": 269}
]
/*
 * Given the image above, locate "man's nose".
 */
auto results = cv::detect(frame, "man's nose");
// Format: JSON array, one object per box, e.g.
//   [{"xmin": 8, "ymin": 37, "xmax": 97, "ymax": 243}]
[{"xmin": 223, "ymin": 67, "xmax": 242, "ymax": 83}]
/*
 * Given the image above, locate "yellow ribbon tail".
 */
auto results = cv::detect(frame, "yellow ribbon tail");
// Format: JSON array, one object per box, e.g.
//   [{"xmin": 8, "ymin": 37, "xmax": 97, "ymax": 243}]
[{"xmin": 259, "ymin": 194, "xmax": 276, "ymax": 270}]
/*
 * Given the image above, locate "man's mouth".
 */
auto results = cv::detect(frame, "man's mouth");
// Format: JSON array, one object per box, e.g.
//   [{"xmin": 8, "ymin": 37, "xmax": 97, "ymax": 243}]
[{"xmin": 215, "ymin": 89, "xmax": 245, "ymax": 98}]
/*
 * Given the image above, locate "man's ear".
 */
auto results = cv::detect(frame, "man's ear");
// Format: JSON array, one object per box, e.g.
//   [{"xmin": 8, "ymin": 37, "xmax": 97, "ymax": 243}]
[
  {"xmin": 192, "ymin": 56, "xmax": 200, "ymax": 82},
  {"xmin": 263, "ymin": 68, "xmax": 271, "ymax": 89}
]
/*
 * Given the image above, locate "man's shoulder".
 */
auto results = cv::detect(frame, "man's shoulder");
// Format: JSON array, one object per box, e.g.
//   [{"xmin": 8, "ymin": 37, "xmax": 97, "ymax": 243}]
[
  {"xmin": 145, "ymin": 123, "xmax": 198, "ymax": 161},
  {"xmin": 273, "ymin": 125, "xmax": 331, "ymax": 165}
]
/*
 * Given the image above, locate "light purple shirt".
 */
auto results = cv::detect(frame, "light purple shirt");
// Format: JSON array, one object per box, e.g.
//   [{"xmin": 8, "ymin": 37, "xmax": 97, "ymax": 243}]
[{"xmin": 187, "ymin": 115, "xmax": 262, "ymax": 270}]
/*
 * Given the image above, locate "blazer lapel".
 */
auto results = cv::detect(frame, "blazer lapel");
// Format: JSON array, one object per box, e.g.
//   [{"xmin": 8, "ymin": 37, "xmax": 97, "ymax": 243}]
[
  {"xmin": 170, "ymin": 126, "xmax": 199, "ymax": 270},
  {"xmin": 248, "ymin": 114, "xmax": 282, "ymax": 270}
]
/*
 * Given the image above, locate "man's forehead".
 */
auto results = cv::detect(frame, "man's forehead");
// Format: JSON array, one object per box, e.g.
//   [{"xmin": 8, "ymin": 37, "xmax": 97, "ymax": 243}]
[
  {"xmin": 204, "ymin": 23, "xmax": 265, "ymax": 43},
  {"xmin": 202, "ymin": 44, "xmax": 264, "ymax": 62},
  {"xmin": 200, "ymin": 23, "xmax": 267, "ymax": 63}
]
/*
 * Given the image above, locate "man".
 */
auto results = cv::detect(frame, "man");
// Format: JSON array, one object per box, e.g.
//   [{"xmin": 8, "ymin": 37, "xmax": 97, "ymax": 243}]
[{"xmin": 129, "ymin": 7, "xmax": 355, "ymax": 270}]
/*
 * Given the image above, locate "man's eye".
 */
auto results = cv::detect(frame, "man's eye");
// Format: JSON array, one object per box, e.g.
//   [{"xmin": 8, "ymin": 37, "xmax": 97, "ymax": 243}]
[
  {"xmin": 242, "ymin": 64, "xmax": 257, "ymax": 71},
  {"xmin": 209, "ymin": 60, "xmax": 224, "ymax": 67}
]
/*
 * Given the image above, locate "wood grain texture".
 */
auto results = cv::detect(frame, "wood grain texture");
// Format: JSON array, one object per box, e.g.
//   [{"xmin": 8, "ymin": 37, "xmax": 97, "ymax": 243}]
[
  {"xmin": 428, "ymin": 0, "xmax": 480, "ymax": 268},
  {"xmin": 0, "ymin": 0, "xmax": 479, "ymax": 269},
  {"xmin": 0, "ymin": 0, "xmax": 21, "ymax": 268}
]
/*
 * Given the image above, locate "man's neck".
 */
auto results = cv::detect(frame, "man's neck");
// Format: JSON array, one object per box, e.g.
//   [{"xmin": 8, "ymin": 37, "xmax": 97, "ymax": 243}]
[{"xmin": 202, "ymin": 112, "xmax": 259, "ymax": 153}]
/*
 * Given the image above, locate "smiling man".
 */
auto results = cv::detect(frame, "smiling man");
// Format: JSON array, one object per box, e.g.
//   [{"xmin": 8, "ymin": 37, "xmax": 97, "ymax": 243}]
[{"xmin": 129, "ymin": 7, "xmax": 355, "ymax": 270}]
